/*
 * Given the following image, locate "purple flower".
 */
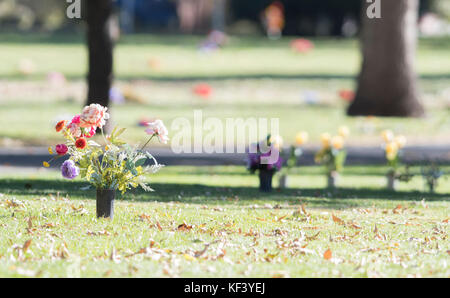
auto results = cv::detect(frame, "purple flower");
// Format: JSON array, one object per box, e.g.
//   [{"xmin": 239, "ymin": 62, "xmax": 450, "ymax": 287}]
[
  {"xmin": 61, "ymin": 160, "xmax": 79, "ymax": 179},
  {"xmin": 247, "ymin": 152, "xmax": 260, "ymax": 168},
  {"xmin": 247, "ymin": 144, "xmax": 284, "ymax": 172},
  {"xmin": 262, "ymin": 148, "xmax": 283, "ymax": 171}
]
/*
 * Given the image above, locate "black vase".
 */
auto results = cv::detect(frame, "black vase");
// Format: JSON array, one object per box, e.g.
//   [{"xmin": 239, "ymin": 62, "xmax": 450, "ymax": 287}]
[
  {"xmin": 96, "ymin": 189, "xmax": 115, "ymax": 219},
  {"xmin": 259, "ymin": 169, "xmax": 274, "ymax": 192}
]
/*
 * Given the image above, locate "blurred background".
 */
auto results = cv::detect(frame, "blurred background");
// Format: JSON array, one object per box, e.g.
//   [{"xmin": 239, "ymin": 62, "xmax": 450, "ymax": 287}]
[{"xmin": 0, "ymin": 0, "xmax": 449, "ymax": 149}]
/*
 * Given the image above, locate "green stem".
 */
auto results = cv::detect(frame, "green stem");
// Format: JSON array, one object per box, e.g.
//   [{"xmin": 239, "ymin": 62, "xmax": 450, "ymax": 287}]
[
  {"xmin": 95, "ymin": 158, "xmax": 103, "ymax": 175},
  {"xmin": 139, "ymin": 135, "xmax": 155, "ymax": 152},
  {"xmin": 131, "ymin": 134, "xmax": 155, "ymax": 163}
]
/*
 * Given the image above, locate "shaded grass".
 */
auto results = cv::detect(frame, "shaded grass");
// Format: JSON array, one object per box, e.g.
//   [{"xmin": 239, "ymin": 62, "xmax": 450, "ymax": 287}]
[{"xmin": 0, "ymin": 165, "xmax": 448, "ymax": 278}]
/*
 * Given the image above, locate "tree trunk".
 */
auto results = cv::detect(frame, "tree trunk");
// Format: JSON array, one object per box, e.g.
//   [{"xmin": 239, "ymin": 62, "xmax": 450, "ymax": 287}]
[
  {"xmin": 176, "ymin": 0, "xmax": 213, "ymax": 34},
  {"xmin": 212, "ymin": 0, "xmax": 226, "ymax": 32},
  {"xmin": 86, "ymin": 0, "xmax": 113, "ymax": 108},
  {"xmin": 347, "ymin": 0, "xmax": 424, "ymax": 117}
]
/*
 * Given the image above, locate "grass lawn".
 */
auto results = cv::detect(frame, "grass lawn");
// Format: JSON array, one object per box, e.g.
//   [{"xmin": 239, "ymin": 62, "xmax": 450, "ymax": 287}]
[
  {"xmin": 0, "ymin": 34, "xmax": 449, "ymax": 147},
  {"xmin": 0, "ymin": 166, "xmax": 448, "ymax": 277}
]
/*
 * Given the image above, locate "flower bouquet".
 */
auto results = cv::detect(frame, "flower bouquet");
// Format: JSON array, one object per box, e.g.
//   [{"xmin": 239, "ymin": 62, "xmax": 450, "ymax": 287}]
[
  {"xmin": 421, "ymin": 162, "xmax": 444, "ymax": 193},
  {"xmin": 247, "ymin": 135, "xmax": 283, "ymax": 192},
  {"xmin": 381, "ymin": 130, "xmax": 412, "ymax": 190},
  {"xmin": 44, "ymin": 104, "xmax": 167, "ymax": 219},
  {"xmin": 314, "ymin": 127, "xmax": 349, "ymax": 189},
  {"xmin": 278, "ymin": 131, "xmax": 309, "ymax": 189}
]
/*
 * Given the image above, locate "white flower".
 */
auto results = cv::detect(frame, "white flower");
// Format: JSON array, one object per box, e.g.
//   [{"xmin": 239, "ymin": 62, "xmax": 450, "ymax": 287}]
[
  {"xmin": 145, "ymin": 119, "xmax": 169, "ymax": 144},
  {"xmin": 67, "ymin": 122, "xmax": 81, "ymax": 138},
  {"xmin": 80, "ymin": 104, "xmax": 110, "ymax": 129}
]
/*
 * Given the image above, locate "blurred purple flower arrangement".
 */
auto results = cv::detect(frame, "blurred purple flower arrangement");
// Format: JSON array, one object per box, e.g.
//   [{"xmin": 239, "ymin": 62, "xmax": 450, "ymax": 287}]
[{"xmin": 247, "ymin": 135, "xmax": 283, "ymax": 192}]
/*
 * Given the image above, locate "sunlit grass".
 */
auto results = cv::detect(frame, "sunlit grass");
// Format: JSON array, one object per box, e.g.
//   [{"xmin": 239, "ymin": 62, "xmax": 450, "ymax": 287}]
[{"xmin": 0, "ymin": 34, "xmax": 449, "ymax": 147}]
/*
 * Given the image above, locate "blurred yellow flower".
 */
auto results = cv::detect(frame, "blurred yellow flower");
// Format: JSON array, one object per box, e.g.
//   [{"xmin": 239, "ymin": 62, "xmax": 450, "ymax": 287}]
[
  {"xmin": 381, "ymin": 130, "xmax": 394, "ymax": 142},
  {"xmin": 386, "ymin": 151, "xmax": 397, "ymax": 161},
  {"xmin": 395, "ymin": 135, "xmax": 407, "ymax": 148},
  {"xmin": 385, "ymin": 142, "xmax": 399, "ymax": 155},
  {"xmin": 331, "ymin": 135, "xmax": 345, "ymax": 150},
  {"xmin": 320, "ymin": 133, "xmax": 331, "ymax": 148},
  {"xmin": 270, "ymin": 135, "xmax": 283, "ymax": 150},
  {"xmin": 48, "ymin": 147, "xmax": 53, "ymax": 155},
  {"xmin": 105, "ymin": 145, "xmax": 109, "ymax": 151},
  {"xmin": 338, "ymin": 126, "xmax": 350, "ymax": 138},
  {"xmin": 42, "ymin": 161, "xmax": 50, "ymax": 168},
  {"xmin": 295, "ymin": 131, "xmax": 309, "ymax": 146}
]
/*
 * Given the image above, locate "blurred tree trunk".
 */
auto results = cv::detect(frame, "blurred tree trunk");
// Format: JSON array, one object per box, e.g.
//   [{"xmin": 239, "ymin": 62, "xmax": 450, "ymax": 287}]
[
  {"xmin": 176, "ymin": 0, "xmax": 213, "ymax": 34},
  {"xmin": 212, "ymin": 0, "xmax": 226, "ymax": 32},
  {"xmin": 86, "ymin": 0, "xmax": 113, "ymax": 109},
  {"xmin": 347, "ymin": 0, "xmax": 425, "ymax": 117}
]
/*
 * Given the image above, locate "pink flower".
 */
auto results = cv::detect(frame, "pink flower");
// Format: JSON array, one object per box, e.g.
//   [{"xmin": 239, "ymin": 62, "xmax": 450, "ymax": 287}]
[
  {"xmin": 145, "ymin": 119, "xmax": 169, "ymax": 144},
  {"xmin": 79, "ymin": 104, "xmax": 109, "ymax": 129},
  {"xmin": 85, "ymin": 126, "xmax": 96, "ymax": 138},
  {"xmin": 55, "ymin": 144, "xmax": 68, "ymax": 155},
  {"xmin": 67, "ymin": 122, "xmax": 81, "ymax": 138},
  {"xmin": 71, "ymin": 115, "xmax": 81, "ymax": 124}
]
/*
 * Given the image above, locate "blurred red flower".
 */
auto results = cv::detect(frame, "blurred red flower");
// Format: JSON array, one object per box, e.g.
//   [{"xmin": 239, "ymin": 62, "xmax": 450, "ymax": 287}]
[
  {"xmin": 290, "ymin": 38, "xmax": 314, "ymax": 54},
  {"xmin": 75, "ymin": 138, "xmax": 87, "ymax": 150},
  {"xmin": 193, "ymin": 84, "xmax": 212, "ymax": 99},
  {"xmin": 55, "ymin": 120, "xmax": 67, "ymax": 132},
  {"xmin": 55, "ymin": 144, "xmax": 68, "ymax": 155},
  {"xmin": 338, "ymin": 89, "xmax": 355, "ymax": 102}
]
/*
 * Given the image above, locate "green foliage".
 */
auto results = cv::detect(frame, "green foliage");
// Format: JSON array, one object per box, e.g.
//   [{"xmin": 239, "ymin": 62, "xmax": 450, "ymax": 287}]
[
  {"xmin": 315, "ymin": 147, "xmax": 347, "ymax": 174},
  {"xmin": 386, "ymin": 151, "xmax": 413, "ymax": 183}
]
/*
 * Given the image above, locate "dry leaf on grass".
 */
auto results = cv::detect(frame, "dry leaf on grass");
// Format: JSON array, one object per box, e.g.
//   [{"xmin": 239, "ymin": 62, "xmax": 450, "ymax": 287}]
[
  {"xmin": 323, "ymin": 249, "xmax": 332, "ymax": 260},
  {"xmin": 393, "ymin": 205, "xmax": 403, "ymax": 214},
  {"xmin": 177, "ymin": 222, "xmax": 193, "ymax": 231},
  {"xmin": 332, "ymin": 214, "xmax": 345, "ymax": 225},
  {"xmin": 22, "ymin": 239, "xmax": 32, "ymax": 253}
]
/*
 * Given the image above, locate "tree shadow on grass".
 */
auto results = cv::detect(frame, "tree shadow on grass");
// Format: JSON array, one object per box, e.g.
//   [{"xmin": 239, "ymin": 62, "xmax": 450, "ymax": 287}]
[{"xmin": 0, "ymin": 178, "xmax": 448, "ymax": 209}]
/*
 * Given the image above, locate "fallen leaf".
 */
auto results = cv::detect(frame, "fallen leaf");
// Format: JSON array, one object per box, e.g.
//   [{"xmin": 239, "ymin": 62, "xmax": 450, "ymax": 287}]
[
  {"xmin": 301, "ymin": 204, "xmax": 308, "ymax": 215},
  {"xmin": 42, "ymin": 223, "xmax": 57, "ymax": 229},
  {"xmin": 323, "ymin": 249, "xmax": 332, "ymax": 260},
  {"xmin": 350, "ymin": 222, "xmax": 361, "ymax": 229},
  {"xmin": 332, "ymin": 214, "xmax": 345, "ymax": 225},
  {"xmin": 306, "ymin": 231, "xmax": 320, "ymax": 241},
  {"xmin": 393, "ymin": 205, "xmax": 402, "ymax": 214},
  {"xmin": 22, "ymin": 239, "xmax": 32, "ymax": 253},
  {"xmin": 177, "ymin": 222, "xmax": 192, "ymax": 231},
  {"xmin": 277, "ymin": 214, "xmax": 288, "ymax": 222}
]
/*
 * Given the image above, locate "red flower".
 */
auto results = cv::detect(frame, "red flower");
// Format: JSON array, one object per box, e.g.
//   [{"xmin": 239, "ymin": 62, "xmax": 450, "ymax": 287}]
[
  {"xmin": 339, "ymin": 89, "xmax": 355, "ymax": 102},
  {"xmin": 55, "ymin": 144, "xmax": 68, "ymax": 155},
  {"xmin": 193, "ymin": 84, "xmax": 212, "ymax": 98},
  {"xmin": 75, "ymin": 138, "xmax": 87, "ymax": 149},
  {"xmin": 55, "ymin": 120, "xmax": 67, "ymax": 132},
  {"xmin": 290, "ymin": 38, "xmax": 314, "ymax": 54}
]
